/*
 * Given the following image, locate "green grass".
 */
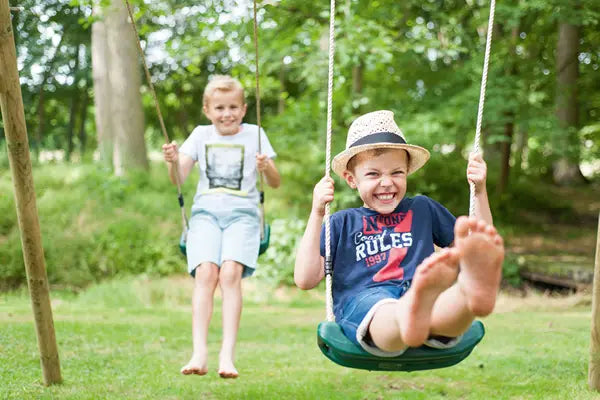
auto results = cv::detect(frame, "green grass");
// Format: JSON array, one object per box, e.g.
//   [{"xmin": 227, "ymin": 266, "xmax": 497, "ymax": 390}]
[{"xmin": 1, "ymin": 278, "xmax": 599, "ymax": 399}]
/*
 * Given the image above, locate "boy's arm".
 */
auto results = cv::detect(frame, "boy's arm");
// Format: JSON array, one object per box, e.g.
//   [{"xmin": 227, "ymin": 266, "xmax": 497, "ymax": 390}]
[
  {"xmin": 467, "ymin": 152, "xmax": 493, "ymax": 225},
  {"xmin": 162, "ymin": 141, "xmax": 195, "ymax": 185},
  {"xmin": 294, "ymin": 210, "xmax": 326, "ymax": 289},
  {"xmin": 256, "ymin": 154, "xmax": 281, "ymax": 188},
  {"xmin": 294, "ymin": 176, "xmax": 334, "ymax": 289}
]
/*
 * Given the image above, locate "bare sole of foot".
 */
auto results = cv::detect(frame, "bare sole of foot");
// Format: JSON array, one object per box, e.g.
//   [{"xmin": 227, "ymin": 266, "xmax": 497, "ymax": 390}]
[
  {"xmin": 218, "ymin": 367, "xmax": 239, "ymax": 379},
  {"xmin": 180, "ymin": 364, "xmax": 208, "ymax": 376},
  {"xmin": 455, "ymin": 216, "xmax": 504, "ymax": 316},
  {"xmin": 218, "ymin": 356, "xmax": 239, "ymax": 379},
  {"xmin": 399, "ymin": 248, "xmax": 460, "ymax": 347},
  {"xmin": 180, "ymin": 354, "xmax": 208, "ymax": 376}
]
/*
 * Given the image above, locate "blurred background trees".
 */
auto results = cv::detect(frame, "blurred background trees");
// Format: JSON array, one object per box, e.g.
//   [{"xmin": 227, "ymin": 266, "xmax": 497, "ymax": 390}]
[
  {"xmin": 1, "ymin": 0, "xmax": 599, "ymax": 289},
  {"xmin": 3, "ymin": 0, "xmax": 598, "ymax": 184}
]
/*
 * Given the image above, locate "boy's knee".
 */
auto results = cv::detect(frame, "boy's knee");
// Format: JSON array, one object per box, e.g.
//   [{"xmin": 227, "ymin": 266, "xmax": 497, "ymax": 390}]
[
  {"xmin": 194, "ymin": 262, "xmax": 219, "ymax": 285},
  {"xmin": 219, "ymin": 261, "xmax": 243, "ymax": 286}
]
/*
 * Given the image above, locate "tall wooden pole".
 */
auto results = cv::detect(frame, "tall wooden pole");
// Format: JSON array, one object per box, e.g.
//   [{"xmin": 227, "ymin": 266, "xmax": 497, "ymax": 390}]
[
  {"xmin": 0, "ymin": 1, "xmax": 62, "ymax": 385},
  {"xmin": 589, "ymin": 213, "xmax": 600, "ymax": 390}
]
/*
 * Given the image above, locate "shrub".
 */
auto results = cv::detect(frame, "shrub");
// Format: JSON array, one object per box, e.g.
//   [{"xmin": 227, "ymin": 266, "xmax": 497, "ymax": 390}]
[{"xmin": 254, "ymin": 217, "xmax": 306, "ymax": 286}]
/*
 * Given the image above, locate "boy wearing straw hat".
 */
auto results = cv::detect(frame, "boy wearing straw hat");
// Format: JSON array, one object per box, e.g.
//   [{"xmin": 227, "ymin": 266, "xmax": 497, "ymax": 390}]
[{"xmin": 295, "ymin": 110, "xmax": 504, "ymax": 356}]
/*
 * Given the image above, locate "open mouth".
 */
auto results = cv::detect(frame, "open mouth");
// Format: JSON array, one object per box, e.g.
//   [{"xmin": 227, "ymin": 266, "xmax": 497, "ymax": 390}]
[{"xmin": 375, "ymin": 193, "xmax": 395, "ymax": 202}]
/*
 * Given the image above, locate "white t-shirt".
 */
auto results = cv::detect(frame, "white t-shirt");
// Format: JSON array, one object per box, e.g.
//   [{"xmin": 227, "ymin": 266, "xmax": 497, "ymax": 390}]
[{"xmin": 179, "ymin": 123, "xmax": 277, "ymax": 212}]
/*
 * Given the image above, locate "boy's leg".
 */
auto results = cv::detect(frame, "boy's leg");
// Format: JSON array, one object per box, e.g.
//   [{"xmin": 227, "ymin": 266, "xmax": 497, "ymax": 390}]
[
  {"xmin": 215, "ymin": 209, "xmax": 259, "ymax": 378},
  {"xmin": 369, "ymin": 249, "xmax": 460, "ymax": 351},
  {"xmin": 429, "ymin": 216, "xmax": 504, "ymax": 337},
  {"xmin": 181, "ymin": 262, "xmax": 219, "ymax": 375},
  {"xmin": 218, "ymin": 260, "xmax": 244, "ymax": 378}
]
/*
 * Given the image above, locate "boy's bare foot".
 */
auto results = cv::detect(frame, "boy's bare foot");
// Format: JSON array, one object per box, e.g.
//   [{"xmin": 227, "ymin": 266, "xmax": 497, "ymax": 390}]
[
  {"xmin": 455, "ymin": 216, "xmax": 504, "ymax": 316},
  {"xmin": 398, "ymin": 248, "xmax": 460, "ymax": 347},
  {"xmin": 217, "ymin": 358, "xmax": 239, "ymax": 379},
  {"xmin": 180, "ymin": 354, "xmax": 208, "ymax": 376}
]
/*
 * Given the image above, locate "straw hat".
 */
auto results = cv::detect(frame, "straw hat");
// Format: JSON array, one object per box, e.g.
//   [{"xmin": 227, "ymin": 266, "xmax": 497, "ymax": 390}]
[{"xmin": 332, "ymin": 110, "xmax": 430, "ymax": 177}]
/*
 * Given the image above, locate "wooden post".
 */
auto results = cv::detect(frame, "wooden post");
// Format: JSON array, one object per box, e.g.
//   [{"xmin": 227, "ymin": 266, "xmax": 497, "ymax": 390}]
[
  {"xmin": 0, "ymin": 1, "xmax": 62, "ymax": 385},
  {"xmin": 589, "ymin": 213, "xmax": 600, "ymax": 390}
]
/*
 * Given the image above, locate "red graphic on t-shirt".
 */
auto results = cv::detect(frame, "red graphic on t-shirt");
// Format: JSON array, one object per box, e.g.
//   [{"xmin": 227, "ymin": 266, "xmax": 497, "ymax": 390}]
[
  {"xmin": 372, "ymin": 210, "xmax": 413, "ymax": 282},
  {"xmin": 362, "ymin": 211, "xmax": 410, "ymax": 234}
]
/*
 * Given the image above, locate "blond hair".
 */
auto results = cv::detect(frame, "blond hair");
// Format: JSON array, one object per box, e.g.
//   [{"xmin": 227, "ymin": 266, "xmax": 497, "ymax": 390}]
[{"xmin": 203, "ymin": 75, "xmax": 245, "ymax": 106}]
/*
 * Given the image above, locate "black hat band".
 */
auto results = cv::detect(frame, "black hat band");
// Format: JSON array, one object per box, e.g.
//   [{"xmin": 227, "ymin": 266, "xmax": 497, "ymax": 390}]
[{"xmin": 349, "ymin": 131, "xmax": 407, "ymax": 148}]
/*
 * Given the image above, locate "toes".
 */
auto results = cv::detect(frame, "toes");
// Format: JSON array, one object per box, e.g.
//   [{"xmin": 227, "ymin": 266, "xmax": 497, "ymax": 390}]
[
  {"xmin": 181, "ymin": 365, "xmax": 207, "ymax": 376},
  {"xmin": 483, "ymin": 224, "xmax": 497, "ymax": 237},
  {"xmin": 218, "ymin": 370, "xmax": 239, "ymax": 379},
  {"xmin": 438, "ymin": 248, "xmax": 459, "ymax": 264},
  {"xmin": 495, "ymin": 235, "xmax": 504, "ymax": 246},
  {"xmin": 422, "ymin": 250, "xmax": 448, "ymax": 269},
  {"xmin": 474, "ymin": 218, "xmax": 487, "ymax": 233},
  {"xmin": 455, "ymin": 216, "xmax": 470, "ymax": 238},
  {"xmin": 447, "ymin": 247, "xmax": 460, "ymax": 262}
]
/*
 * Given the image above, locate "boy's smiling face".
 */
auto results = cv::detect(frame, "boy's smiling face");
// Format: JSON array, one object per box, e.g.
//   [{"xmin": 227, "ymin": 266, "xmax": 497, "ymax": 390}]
[
  {"xmin": 343, "ymin": 149, "xmax": 409, "ymax": 215},
  {"xmin": 203, "ymin": 89, "xmax": 247, "ymax": 136}
]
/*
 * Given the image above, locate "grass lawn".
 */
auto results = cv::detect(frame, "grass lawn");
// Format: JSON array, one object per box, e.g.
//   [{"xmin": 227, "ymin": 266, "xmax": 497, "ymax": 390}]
[{"xmin": 1, "ymin": 277, "xmax": 599, "ymax": 400}]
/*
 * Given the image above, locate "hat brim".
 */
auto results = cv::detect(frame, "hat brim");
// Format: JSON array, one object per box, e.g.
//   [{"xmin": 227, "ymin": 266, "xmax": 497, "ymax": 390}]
[{"xmin": 332, "ymin": 143, "xmax": 430, "ymax": 177}]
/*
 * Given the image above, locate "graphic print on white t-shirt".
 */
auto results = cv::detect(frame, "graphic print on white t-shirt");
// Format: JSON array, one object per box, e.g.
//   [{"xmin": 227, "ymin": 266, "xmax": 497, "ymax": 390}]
[{"xmin": 205, "ymin": 143, "xmax": 244, "ymax": 191}]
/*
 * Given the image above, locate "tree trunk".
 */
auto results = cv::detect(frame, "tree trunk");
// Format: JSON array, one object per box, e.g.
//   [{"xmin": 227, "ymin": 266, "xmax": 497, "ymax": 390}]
[
  {"xmin": 512, "ymin": 126, "xmax": 527, "ymax": 179},
  {"xmin": 105, "ymin": 0, "xmax": 148, "ymax": 176},
  {"xmin": 91, "ymin": 8, "xmax": 113, "ymax": 167},
  {"xmin": 34, "ymin": 88, "xmax": 44, "ymax": 159},
  {"xmin": 66, "ymin": 43, "xmax": 81, "ymax": 161},
  {"xmin": 176, "ymin": 85, "xmax": 188, "ymax": 136},
  {"xmin": 78, "ymin": 74, "xmax": 90, "ymax": 156},
  {"xmin": 553, "ymin": 22, "xmax": 584, "ymax": 185},
  {"xmin": 352, "ymin": 62, "xmax": 363, "ymax": 113},
  {"xmin": 278, "ymin": 60, "xmax": 285, "ymax": 114},
  {"xmin": 496, "ymin": 121, "xmax": 514, "ymax": 195},
  {"xmin": 496, "ymin": 26, "xmax": 518, "ymax": 196}
]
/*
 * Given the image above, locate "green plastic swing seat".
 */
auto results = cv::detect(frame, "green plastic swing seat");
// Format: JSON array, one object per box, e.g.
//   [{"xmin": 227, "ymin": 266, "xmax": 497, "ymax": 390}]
[
  {"xmin": 317, "ymin": 320, "xmax": 484, "ymax": 372},
  {"xmin": 179, "ymin": 223, "xmax": 271, "ymax": 257}
]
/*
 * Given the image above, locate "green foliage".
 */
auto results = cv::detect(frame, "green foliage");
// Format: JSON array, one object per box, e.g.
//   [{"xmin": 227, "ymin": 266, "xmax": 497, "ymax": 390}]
[
  {"xmin": 493, "ymin": 176, "xmax": 575, "ymax": 225},
  {"xmin": 4, "ymin": 0, "xmax": 600, "ymax": 292},
  {"xmin": 255, "ymin": 217, "xmax": 306, "ymax": 286},
  {"xmin": 0, "ymin": 161, "xmax": 313, "ymax": 290},
  {"xmin": 0, "ymin": 164, "xmax": 186, "ymax": 290},
  {"xmin": 502, "ymin": 254, "xmax": 523, "ymax": 287},
  {"xmin": 0, "ymin": 146, "xmax": 8, "ymax": 170},
  {"xmin": 7, "ymin": 0, "xmax": 600, "ymax": 185}
]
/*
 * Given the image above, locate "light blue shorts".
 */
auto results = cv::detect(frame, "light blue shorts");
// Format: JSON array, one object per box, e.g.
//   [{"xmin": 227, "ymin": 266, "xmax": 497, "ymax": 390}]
[
  {"xmin": 340, "ymin": 281, "xmax": 463, "ymax": 357},
  {"xmin": 186, "ymin": 208, "xmax": 260, "ymax": 278}
]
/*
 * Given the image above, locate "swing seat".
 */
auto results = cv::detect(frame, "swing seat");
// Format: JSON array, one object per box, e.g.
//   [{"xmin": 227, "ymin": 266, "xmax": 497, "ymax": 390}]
[
  {"xmin": 259, "ymin": 223, "xmax": 270, "ymax": 255},
  {"xmin": 317, "ymin": 320, "xmax": 484, "ymax": 372},
  {"xmin": 179, "ymin": 230, "xmax": 187, "ymax": 256},
  {"xmin": 179, "ymin": 223, "xmax": 271, "ymax": 257}
]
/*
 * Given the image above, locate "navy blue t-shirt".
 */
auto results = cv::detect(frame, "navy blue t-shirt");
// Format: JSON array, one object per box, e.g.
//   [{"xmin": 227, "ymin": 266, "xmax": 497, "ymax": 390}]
[{"xmin": 320, "ymin": 195, "xmax": 456, "ymax": 321}]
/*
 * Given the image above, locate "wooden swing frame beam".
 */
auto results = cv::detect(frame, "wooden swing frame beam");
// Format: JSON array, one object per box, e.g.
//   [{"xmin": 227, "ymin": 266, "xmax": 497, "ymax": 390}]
[
  {"xmin": 589, "ymin": 213, "xmax": 600, "ymax": 390},
  {"xmin": 0, "ymin": 0, "xmax": 61, "ymax": 385}
]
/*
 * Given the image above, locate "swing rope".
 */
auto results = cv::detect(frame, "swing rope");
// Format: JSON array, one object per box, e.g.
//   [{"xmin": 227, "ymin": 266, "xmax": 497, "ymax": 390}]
[
  {"xmin": 322, "ymin": 0, "xmax": 496, "ymax": 323},
  {"xmin": 324, "ymin": 0, "xmax": 336, "ymax": 323},
  {"xmin": 252, "ymin": 0, "xmax": 266, "ymax": 240},
  {"xmin": 469, "ymin": 0, "xmax": 496, "ymax": 218},
  {"xmin": 124, "ymin": 0, "xmax": 188, "ymax": 233}
]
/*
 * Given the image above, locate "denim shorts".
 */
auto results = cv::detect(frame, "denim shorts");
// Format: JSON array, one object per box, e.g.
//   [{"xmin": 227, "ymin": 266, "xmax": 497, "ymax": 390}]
[
  {"xmin": 339, "ymin": 281, "xmax": 462, "ymax": 357},
  {"xmin": 186, "ymin": 208, "xmax": 260, "ymax": 278}
]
